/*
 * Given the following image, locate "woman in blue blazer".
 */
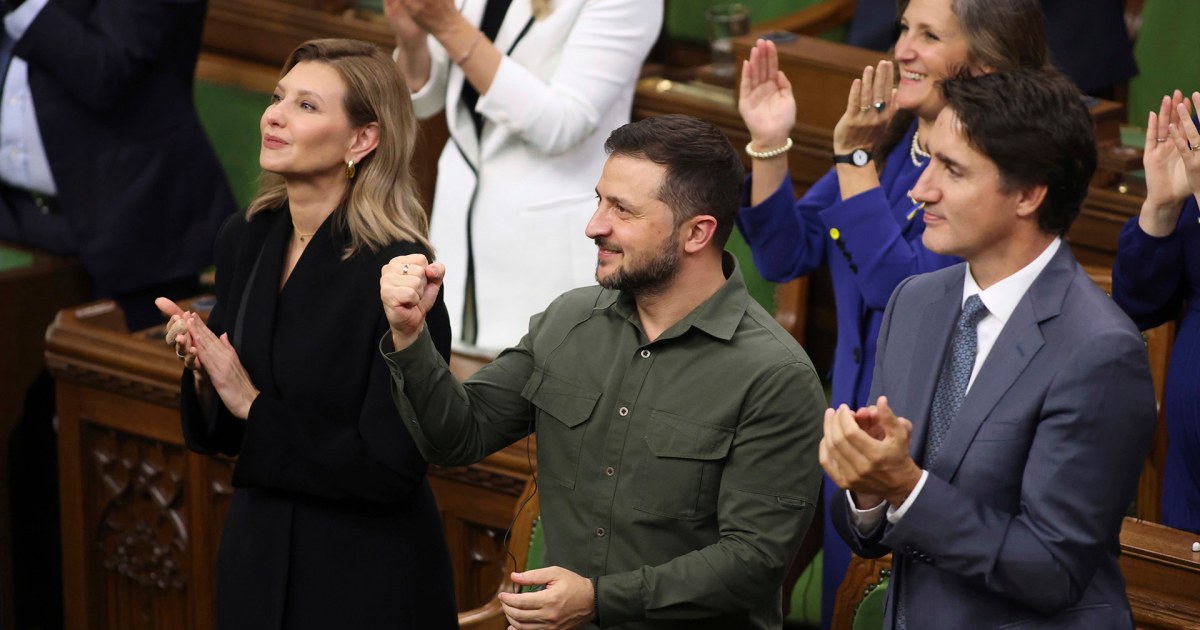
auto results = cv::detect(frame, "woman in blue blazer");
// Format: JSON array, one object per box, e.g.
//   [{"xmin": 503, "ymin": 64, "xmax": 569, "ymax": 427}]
[
  {"xmin": 735, "ymin": 0, "xmax": 1050, "ymax": 625},
  {"xmin": 1113, "ymin": 90, "xmax": 1200, "ymax": 535}
]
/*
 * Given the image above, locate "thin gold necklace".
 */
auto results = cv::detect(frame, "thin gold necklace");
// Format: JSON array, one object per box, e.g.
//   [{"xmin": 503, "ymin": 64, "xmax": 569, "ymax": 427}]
[{"xmin": 292, "ymin": 221, "xmax": 316, "ymax": 243}]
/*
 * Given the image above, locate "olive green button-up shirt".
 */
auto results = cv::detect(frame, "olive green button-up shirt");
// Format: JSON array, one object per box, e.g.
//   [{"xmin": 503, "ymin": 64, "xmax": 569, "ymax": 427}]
[{"xmin": 382, "ymin": 255, "xmax": 825, "ymax": 629}]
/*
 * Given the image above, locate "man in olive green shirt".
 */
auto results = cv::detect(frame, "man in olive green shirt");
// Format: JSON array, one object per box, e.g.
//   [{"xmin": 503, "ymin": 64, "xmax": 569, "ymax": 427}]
[{"xmin": 380, "ymin": 115, "xmax": 824, "ymax": 630}]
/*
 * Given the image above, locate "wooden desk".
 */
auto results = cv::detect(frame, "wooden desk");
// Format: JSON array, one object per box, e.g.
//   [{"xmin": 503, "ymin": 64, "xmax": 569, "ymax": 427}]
[{"xmin": 46, "ymin": 300, "xmax": 533, "ymax": 629}]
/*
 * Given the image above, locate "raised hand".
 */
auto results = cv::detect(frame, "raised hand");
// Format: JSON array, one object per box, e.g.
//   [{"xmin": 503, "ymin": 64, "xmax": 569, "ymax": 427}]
[
  {"xmin": 383, "ymin": 0, "xmax": 426, "ymax": 45},
  {"xmin": 380, "ymin": 254, "xmax": 445, "ymax": 351},
  {"xmin": 185, "ymin": 315, "xmax": 259, "ymax": 419},
  {"xmin": 832, "ymin": 60, "xmax": 896, "ymax": 155},
  {"xmin": 397, "ymin": 0, "xmax": 461, "ymax": 37},
  {"xmin": 1168, "ymin": 91, "xmax": 1200, "ymax": 203},
  {"xmin": 738, "ymin": 39, "xmax": 796, "ymax": 151},
  {"xmin": 498, "ymin": 566, "xmax": 595, "ymax": 630},
  {"xmin": 1140, "ymin": 91, "xmax": 1194, "ymax": 236}
]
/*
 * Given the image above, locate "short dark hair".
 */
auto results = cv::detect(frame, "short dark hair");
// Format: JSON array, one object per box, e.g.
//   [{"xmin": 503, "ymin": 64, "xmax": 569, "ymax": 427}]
[
  {"xmin": 604, "ymin": 115, "xmax": 745, "ymax": 248},
  {"xmin": 938, "ymin": 68, "xmax": 1096, "ymax": 235}
]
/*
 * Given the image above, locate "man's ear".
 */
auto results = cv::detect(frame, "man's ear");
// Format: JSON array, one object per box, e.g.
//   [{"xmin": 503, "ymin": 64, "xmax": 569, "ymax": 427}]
[
  {"xmin": 349, "ymin": 121, "xmax": 381, "ymax": 163},
  {"xmin": 1013, "ymin": 183, "xmax": 1048, "ymax": 220},
  {"xmin": 682, "ymin": 215, "xmax": 717, "ymax": 254}
]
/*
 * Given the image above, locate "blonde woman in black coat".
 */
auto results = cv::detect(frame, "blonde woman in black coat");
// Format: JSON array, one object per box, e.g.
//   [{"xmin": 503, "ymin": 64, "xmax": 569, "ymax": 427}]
[{"xmin": 156, "ymin": 39, "xmax": 457, "ymax": 629}]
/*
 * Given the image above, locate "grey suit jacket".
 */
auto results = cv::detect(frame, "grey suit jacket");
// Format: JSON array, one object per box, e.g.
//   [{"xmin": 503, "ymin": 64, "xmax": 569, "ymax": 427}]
[{"xmin": 833, "ymin": 244, "xmax": 1156, "ymax": 628}]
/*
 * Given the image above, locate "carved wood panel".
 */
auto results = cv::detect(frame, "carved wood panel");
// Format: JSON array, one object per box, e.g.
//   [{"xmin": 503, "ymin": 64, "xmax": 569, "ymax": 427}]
[{"xmin": 82, "ymin": 426, "xmax": 190, "ymax": 630}]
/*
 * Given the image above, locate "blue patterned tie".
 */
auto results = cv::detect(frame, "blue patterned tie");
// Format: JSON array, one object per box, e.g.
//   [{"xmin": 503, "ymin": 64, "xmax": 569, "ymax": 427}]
[
  {"xmin": 924, "ymin": 294, "xmax": 988, "ymax": 467},
  {"xmin": 895, "ymin": 296, "xmax": 987, "ymax": 630}
]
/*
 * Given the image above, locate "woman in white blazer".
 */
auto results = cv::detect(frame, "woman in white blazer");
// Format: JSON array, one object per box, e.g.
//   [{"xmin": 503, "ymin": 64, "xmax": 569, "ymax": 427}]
[{"xmin": 386, "ymin": 0, "xmax": 662, "ymax": 353}]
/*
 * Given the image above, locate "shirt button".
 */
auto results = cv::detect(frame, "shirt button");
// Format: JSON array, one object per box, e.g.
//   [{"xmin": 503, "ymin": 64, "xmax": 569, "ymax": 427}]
[
  {"xmin": 829, "ymin": 227, "xmax": 841, "ymax": 240},
  {"xmin": 605, "ymin": 466, "xmax": 615, "ymax": 477},
  {"xmin": 618, "ymin": 406, "xmax": 629, "ymax": 417},
  {"xmin": 640, "ymin": 349, "xmax": 651, "ymax": 358},
  {"xmin": 596, "ymin": 527, "xmax": 605, "ymax": 537}
]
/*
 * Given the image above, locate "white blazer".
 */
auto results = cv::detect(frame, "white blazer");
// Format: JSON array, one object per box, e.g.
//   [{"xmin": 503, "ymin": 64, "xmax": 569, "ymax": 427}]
[{"xmin": 412, "ymin": 0, "xmax": 662, "ymax": 353}]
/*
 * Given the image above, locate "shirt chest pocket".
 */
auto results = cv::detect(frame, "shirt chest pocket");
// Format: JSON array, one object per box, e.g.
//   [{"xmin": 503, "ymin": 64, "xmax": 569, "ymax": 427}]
[
  {"xmin": 524, "ymin": 373, "xmax": 601, "ymax": 490},
  {"xmin": 632, "ymin": 409, "xmax": 735, "ymax": 520}
]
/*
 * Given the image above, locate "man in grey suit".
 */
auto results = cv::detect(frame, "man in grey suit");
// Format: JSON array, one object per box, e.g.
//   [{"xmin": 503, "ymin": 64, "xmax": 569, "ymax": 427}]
[{"xmin": 822, "ymin": 68, "xmax": 1156, "ymax": 629}]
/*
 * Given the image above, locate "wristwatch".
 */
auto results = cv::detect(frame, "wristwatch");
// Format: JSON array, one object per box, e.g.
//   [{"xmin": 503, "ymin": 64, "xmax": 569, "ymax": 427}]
[{"xmin": 833, "ymin": 148, "xmax": 872, "ymax": 167}]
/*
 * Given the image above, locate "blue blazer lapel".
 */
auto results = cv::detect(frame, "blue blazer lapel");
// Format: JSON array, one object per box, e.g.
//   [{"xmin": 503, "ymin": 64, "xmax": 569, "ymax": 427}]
[
  {"xmin": 906, "ymin": 269, "xmax": 964, "ymax": 462},
  {"xmin": 928, "ymin": 245, "xmax": 1073, "ymax": 481}
]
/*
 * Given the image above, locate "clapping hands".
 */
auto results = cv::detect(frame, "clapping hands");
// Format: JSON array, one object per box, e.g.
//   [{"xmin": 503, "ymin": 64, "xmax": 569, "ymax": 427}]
[{"xmin": 155, "ymin": 297, "xmax": 259, "ymax": 420}]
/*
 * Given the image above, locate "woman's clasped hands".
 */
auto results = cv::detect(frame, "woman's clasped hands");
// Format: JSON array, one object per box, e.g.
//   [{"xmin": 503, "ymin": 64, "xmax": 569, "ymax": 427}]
[{"xmin": 155, "ymin": 297, "xmax": 260, "ymax": 419}]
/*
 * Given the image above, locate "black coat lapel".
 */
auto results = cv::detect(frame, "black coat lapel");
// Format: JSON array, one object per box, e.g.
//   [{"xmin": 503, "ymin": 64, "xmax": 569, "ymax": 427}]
[{"xmin": 234, "ymin": 210, "xmax": 289, "ymax": 398}]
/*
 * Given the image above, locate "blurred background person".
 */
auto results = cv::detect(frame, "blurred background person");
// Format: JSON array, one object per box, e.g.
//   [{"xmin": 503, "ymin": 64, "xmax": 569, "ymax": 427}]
[
  {"xmin": 0, "ymin": 0, "xmax": 234, "ymax": 326},
  {"xmin": 1, "ymin": 1, "xmax": 235, "ymax": 627},
  {"xmin": 843, "ymin": 0, "xmax": 1136, "ymax": 99},
  {"xmin": 157, "ymin": 39, "xmax": 457, "ymax": 629},
  {"xmin": 734, "ymin": 0, "xmax": 1048, "ymax": 626},
  {"xmin": 1113, "ymin": 90, "xmax": 1200, "ymax": 535},
  {"xmin": 384, "ymin": 0, "xmax": 661, "ymax": 353}
]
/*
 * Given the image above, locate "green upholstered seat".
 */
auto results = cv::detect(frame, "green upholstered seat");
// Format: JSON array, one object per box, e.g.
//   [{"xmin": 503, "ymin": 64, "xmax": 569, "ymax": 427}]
[{"xmin": 850, "ymin": 575, "xmax": 888, "ymax": 630}]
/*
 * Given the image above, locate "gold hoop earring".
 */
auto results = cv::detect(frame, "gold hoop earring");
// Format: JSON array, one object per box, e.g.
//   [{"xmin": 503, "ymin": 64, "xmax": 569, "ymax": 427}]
[{"xmin": 345, "ymin": 159, "xmax": 356, "ymax": 180}]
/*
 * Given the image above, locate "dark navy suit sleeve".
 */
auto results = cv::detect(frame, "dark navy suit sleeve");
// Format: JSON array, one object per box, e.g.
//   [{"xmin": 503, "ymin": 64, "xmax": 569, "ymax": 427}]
[{"xmin": 15, "ymin": 0, "xmax": 207, "ymax": 109}]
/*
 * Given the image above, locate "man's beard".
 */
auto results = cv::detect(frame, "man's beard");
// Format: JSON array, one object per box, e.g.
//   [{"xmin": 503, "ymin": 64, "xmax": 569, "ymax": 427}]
[{"xmin": 595, "ymin": 234, "xmax": 680, "ymax": 297}]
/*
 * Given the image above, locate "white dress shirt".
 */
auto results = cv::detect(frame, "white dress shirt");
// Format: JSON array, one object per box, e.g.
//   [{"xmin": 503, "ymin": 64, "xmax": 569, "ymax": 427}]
[
  {"xmin": 850, "ymin": 238, "xmax": 1063, "ymax": 531},
  {"xmin": 1, "ymin": 0, "xmax": 56, "ymax": 196}
]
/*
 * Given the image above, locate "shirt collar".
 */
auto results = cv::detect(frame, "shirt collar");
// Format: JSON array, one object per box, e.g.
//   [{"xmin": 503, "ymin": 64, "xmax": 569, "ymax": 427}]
[
  {"xmin": 607, "ymin": 251, "xmax": 749, "ymax": 342},
  {"xmin": 962, "ymin": 237, "xmax": 1061, "ymax": 325}
]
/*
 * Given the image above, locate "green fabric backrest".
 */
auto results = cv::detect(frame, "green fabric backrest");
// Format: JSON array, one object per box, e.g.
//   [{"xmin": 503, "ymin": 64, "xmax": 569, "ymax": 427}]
[
  {"xmin": 0, "ymin": 245, "xmax": 33, "ymax": 271},
  {"xmin": 1128, "ymin": 0, "xmax": 1200, "ymax": 124},
  {"xmin": 851, "ymin": 575, "xmax": 889, "ymax": 630},
  {"xmin": 519, "ymin": 516, "xmax": 546, "ymax": 593},
  {"xmin": 786, "ymin": 548, "xmax": 822, "ymax": 625},
  {"xmin": 194, "ymin": 81, "xmax": 272, "ymax": 209}
]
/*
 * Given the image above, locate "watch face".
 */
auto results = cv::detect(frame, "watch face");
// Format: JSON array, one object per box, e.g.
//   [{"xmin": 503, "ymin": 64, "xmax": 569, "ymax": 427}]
[{"xmin": 852, "ymin": 149, "xmax": 870, "ymax": 167}]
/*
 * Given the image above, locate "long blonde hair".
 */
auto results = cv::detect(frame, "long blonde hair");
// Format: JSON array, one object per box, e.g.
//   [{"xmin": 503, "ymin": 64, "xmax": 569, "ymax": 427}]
[{"xmin": 247, "ymin": 38, "xmax": 431, "ymax": 257}]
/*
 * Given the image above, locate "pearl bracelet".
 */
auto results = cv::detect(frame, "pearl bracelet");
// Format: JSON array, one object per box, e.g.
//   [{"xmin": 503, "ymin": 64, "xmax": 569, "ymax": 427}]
[{"xmin": 744, "ymin": 137, "xmax": 793, "ymax": 160}]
